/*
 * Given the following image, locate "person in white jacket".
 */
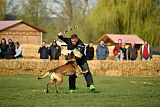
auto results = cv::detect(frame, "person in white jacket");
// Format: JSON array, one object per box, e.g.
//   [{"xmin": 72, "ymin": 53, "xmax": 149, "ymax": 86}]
[{"xmin": 15, "ymin": 42, "xmax": 23, "ymax": 59}]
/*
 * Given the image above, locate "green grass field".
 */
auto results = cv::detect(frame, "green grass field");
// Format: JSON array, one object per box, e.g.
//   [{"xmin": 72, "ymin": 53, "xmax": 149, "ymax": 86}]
[{"xmin": 0, "ymin": 74, "xmax": 160, "ymax": 107}]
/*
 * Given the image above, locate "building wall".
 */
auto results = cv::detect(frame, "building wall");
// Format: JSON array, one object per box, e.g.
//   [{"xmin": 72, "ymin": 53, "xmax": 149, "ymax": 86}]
[
  {"xmin": 7, "ymin": 23, "xmax": 39, "ymax": 31},
  {"xmin": 0, "ymin": 23, "xmax": 42, "ymax": 45}
]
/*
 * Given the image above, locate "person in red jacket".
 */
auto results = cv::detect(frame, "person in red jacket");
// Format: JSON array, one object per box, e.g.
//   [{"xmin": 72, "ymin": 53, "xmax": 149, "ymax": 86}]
[
  {"xmin": 113, "ymin": 39, "xmax": 122, "ymax": 61},
  {"xmin": 140, "ymin": 40, "xmax": 152, "ymax": 61}
]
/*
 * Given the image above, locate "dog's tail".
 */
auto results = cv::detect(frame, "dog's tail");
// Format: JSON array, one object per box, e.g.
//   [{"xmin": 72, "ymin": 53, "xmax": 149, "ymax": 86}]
[{"xmin": 38, "ymin": 70, "xmax": 53, "ymax": 80}]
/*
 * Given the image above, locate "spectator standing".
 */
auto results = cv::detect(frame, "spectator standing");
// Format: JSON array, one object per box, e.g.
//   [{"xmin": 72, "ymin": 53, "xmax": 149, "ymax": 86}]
[
  {"xmin": 0, "ymin": 38, "xmax": 7, "ymax": 59},
  {"xmin": 5, "ymin": 39, "xmax": 15, "ymax": 59},
  {"xmin": 49, "ymin": 40, "xmax": 61, "ymax": 60},
  {"xmin": 86, "ymin": 42, "xmax": 94, "ymax": 60},
  {"xmin": 128, "ymin": 42, "xmax": 137, "ymax": 60},
  {"xmin": 113, "ymin": 39, "xmax": 122, "ymax": 61},
  {"xmin": 118, "ymin": 42, "xmax": 128, "ymax": 60},
  {"xmin": 140, "ymin": 40, "xmax": 152, "ymax": 61},
  {"xmin": 38, "ymin": 41, "xmax": 49, "ymax": 61},
  {"xmin": 96, "ymin": 40, "xmax": 109, "ymax": 60},
  {"xmin": 15, "ymin": 42, "xmax": 23, "ymax": 59}
]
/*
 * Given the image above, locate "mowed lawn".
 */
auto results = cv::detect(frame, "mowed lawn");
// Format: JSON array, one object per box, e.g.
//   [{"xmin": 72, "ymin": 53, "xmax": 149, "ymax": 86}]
[{"xmin": 0, "ymin": 74, "xmax": 160, "ymax": 107}]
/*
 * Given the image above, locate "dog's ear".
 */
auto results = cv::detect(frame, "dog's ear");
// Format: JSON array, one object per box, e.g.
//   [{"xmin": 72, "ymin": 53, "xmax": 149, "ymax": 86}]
[{"xmin": 68, "ymin": 52, "xmax": 72, "ymax": 58}]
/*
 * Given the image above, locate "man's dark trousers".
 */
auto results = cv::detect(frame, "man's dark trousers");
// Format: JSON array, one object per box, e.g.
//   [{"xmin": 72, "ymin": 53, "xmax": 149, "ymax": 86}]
[{"xmin": 69, "ymin": 62, "xmax": 94, "ymax": 90}]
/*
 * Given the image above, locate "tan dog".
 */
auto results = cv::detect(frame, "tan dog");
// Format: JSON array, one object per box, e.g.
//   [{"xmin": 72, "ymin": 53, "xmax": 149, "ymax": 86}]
[{"xmin": 38, "ymin": 52, "xmax": 87, "ymax": 94}]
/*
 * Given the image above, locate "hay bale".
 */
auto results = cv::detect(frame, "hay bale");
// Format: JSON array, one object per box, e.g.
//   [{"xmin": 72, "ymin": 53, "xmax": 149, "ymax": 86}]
[{"xmin": 0, "ymin": 57, "xmax": 160, "ymax": 76}]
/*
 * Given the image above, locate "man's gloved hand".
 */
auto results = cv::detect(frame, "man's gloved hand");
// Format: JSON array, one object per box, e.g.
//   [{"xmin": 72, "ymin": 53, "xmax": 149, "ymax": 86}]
[
  {"xmin": 73, "ymin": 49, "xmax": 83, "ymax": 58},
  {"xmin": 61, "ymin": 49, "xmax": 72, "ymax": 56}
]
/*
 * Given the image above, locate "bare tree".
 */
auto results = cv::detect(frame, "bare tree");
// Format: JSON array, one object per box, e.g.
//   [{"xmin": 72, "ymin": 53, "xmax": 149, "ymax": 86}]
[{"xmin": 47, "ymin": 0, "xmax": 97, "ymax": 26}]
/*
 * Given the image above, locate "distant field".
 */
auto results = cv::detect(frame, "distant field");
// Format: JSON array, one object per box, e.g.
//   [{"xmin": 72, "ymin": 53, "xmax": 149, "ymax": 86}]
[{"xmin": 0, "ymin": 74, "xmax": 160, "ymax": 107}]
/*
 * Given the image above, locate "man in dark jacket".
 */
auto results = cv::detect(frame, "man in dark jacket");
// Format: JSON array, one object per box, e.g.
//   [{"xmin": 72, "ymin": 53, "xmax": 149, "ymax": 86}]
[
  {"xmin": 5, "ymin": 39, "xmax": 15, "ymax": 59},
  {"xmin": 49, "ymin": 40, "xmax": 61, "ymax": 61},
  {"xmin": 96, "ymin": 40, "xmax": 109, "ymax": 60},
  {"xmin": 86, "ymin": 42, "xmax": 94, "ymax": 60},
  {"xmin": 118, "ymin": 42, "xmax": 128, "ymax": 60},
  {"xmin": 0, "ymin": 38, "xmax": 7, "ymax": 59},
  {"xmin": 128, "ymin": 42, "xmax": 137, "ymax": 61},
  {"xmin": 58, "ymin": 32, "xmax": 95, "ymax": 93},
  {"xmin": 38, "ymin": 41, "xmax": 49, "ymax": 61}
]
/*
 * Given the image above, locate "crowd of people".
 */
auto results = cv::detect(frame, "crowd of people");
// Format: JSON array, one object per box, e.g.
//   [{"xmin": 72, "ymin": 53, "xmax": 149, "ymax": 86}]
[
  {"xmin": 85, "ymin": 39, "xmax": 152, "ymax": 61},
  {"xmin": 112, "ymin": 39, "xmax": 152, "ymax": 61},
  {"xmin": 0, "ymin": 37, "xmax": 153, "ymax": 61},
  {"xmin": 38, "ymin": 40, "xmax": 61, "ymax": 61},
  {"xmin": 0, "ymin": 38, "xmax": 23, "ymax": 59},
  {"xmin": 38, "ymin": 38, "xmax": 153, "ymax": 61}
]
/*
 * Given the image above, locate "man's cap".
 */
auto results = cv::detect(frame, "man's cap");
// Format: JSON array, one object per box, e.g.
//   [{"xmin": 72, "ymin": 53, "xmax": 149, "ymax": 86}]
[
  {"xmin": 53, "ymin": 40, "xmax": 56, "ymax": 43},
  {"xmin": 15, "ymin": 41, "xmax": 20, "ymax": 45},
  {"xmin": 8, "ymin": 39, "xmax": 12, "ymax": 42}
]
